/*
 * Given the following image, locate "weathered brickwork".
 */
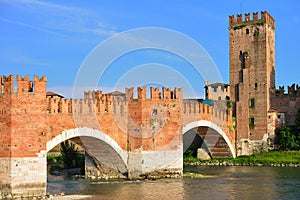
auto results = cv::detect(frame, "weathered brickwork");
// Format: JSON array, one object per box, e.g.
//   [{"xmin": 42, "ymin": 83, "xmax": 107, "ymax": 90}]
[
  {"xmin": 0, "ymin": 75, "xmax": 48, "ymax": 158},
  {"xmin": 229, "ymin": 11, "xmax": 300, "ymax": 155},
  {"xmin": 271, "ymin": 84, "xmax": 300, "ymax": 125},
  {"xmin": 3, "ymin": 9, "xmax": 297, "ymax": 197},
  {"xmin": 229, "ymin": 11, "xmax": 276, "ymax": 155},
  {"xmin": 0, "ymin": 75, "xmax": 48, "ymax": 198},
  {"xmin": 0, "ymin": 75, "xmax": 235, "ymax": 198}
]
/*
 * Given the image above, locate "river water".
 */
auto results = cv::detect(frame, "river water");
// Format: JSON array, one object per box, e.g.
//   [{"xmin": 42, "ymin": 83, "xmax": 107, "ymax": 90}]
[{"xmin": 47, "ymin": 166, "xmax": 300, "ymax": 200}]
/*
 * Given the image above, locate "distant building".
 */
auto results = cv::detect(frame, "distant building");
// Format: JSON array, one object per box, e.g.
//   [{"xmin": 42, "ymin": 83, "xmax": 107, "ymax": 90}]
[
  {"xmin": 46, "ymin": 91, "xmax": 64, "ymax": 98},
  {"xmin": 204, "ymin": 81, "xmax": 230, "ymax": 111},
  {"xmin": 205, "ymin": 81, "xmax": 230, "ymax": 101}
]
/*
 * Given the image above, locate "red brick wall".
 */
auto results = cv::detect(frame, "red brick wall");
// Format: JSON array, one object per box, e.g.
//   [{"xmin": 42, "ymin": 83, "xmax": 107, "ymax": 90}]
[
  {"xmin": 229, "ymin": 12, "xmax": 275, "ymax": 142},
  {"xmin": 0, "ymin": 75, "xmax": 235, "ymax": 159},
  {"xmin": 271, "ymin": 96, "xmax": 300, "ymax": 125},
  {"xmin": 0, "ymin": 75, "xmax": 47, "ymax": 157}
]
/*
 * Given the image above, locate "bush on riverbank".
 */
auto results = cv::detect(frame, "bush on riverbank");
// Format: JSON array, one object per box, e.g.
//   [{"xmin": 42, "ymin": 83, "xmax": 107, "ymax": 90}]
[
  {"xmin": 275, "ymin": 109, "xmax": 300, "ymax": 150},
  {"xmin": 184, "ymin": 150, "xmax": 300, "ymax": 165},
  {"xmin": 61, "ymin": 140, "xmax": 84, "ymax": 169},
  {"xmin": 47, "ymin": 141, "xmax": 85, "ymax": 175},
  {"xmin": 276, "ymin": 125, "xmax": 300, "ymax": 150},
  {"xmin": 47, "ymin": 154, "xmax": 85, "ymax": 175},
  {"xmin": 47, "ymin": 155, "xmax": 64, "ymax": 164}
]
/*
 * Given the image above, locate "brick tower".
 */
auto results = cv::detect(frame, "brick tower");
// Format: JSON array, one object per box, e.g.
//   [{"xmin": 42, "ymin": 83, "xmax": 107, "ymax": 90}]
[
  {"xmin": 229, "ymin": 11, "xmax": 275, "ymax": 155},
  {"xmin": 0, "ymin": 75, "xmax": 48, "ymax": 198}
]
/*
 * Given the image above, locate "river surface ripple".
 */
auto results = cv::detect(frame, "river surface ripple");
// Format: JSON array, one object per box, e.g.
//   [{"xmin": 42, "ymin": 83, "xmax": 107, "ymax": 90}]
[{"xmin": 47, "ymin": 166, "xmax": 300, "ymax": 200}]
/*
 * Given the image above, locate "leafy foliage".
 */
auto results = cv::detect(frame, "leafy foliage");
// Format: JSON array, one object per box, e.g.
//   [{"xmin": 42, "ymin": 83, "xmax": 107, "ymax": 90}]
[
  {"xmin": 254, "ymin": 29, "xmax": 260, "ymax": 37},
  {"xmin": 47, "ymin": 155, "xmax": 63, "ymax": 164},
  {"xmin": 184, "ymin": 149, "xmax": 195, "ymax": 158},
  {"xmin": 276, "ymin": 109, "xmax": 300, "ymax": 150},
  {"xmin": 232, "ymin": 24, "xmax": 246, "ymax": 30},
  {"xmin": 186, "ymin": 150, "xmax": 300, "ymax": 165},
  {"xmin": 226, "ymin": 100, "xmax": 232, "ymax": 109},
  {"xmin": 276, "ymin": 125, "xmax": 299, "ymax": 150},
  {"xmin": 295, "ymin": 108, "xmax": 300, "ymax": 131},
  {"xmin": 60, "ymin": 140, "xmax": 82, "ymax": 169},
  {"xmin": 183, "ymin": 149, "xmax": 200, "ymax": 163}
]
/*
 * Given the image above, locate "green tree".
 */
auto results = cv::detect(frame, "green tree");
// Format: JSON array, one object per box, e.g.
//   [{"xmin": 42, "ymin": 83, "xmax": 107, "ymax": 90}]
[
  {"xmin": 276, "ymin": 125, "xmax": 299, "ymax": 150},
  {"xmin": 276, "ymin": 108, "xmax": 300, "ymax": 150},
  {"xmin": 226, "ymin": 100, "xmax": 232, "ymax": 109},
  {"xmin": 60, "ymin": 140, "xmax": 79, "ymax": 169},
  {"xmin": 295, "ymin": 108, "xmax": 300, "ymax": 131}
]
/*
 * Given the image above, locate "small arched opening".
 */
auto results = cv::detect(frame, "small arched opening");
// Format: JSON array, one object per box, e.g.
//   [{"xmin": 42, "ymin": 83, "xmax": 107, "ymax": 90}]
[
  {"xmin": 183, "ymin": 120, "xmax": 236, "ymax": 160},
  {"xmin": 45, "ymin": 127, "xmax": 128, "ymax": 182}
]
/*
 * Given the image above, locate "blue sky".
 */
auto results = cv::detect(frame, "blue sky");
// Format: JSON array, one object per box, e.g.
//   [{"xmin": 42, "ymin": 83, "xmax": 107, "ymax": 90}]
[{"xmin": 0, "ymin": 0, "xmax": 299, "ymax": 98}]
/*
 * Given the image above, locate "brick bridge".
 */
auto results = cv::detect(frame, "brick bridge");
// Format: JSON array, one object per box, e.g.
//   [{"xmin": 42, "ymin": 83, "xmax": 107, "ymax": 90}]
[{"xmin": 0, "ymin": 75, "xmax": 235, "ymax": 198}]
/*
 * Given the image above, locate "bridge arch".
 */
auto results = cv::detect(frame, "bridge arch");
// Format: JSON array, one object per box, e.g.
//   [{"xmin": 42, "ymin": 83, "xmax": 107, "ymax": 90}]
[
  {"xmin": 46, "ymin": 127, "xmax": 128, "ymax": 169},
  {"xmin": 183, "ymin": 120, "xmax": 236, "ymax": 158}
]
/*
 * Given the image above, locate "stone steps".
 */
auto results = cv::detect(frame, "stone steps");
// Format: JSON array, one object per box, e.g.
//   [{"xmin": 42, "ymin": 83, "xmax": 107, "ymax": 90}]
[
  {"xmin": 80, "ymin": 137, "xmax": 127, "ymax": 174},
  {"xmin": 196, "ymin": 127, "xmax": 233, "ymax": 158}
]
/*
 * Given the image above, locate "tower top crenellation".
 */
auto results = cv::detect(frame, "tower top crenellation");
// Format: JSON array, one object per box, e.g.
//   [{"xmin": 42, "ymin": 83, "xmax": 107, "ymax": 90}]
[{"xmin": 229, "ymin": 11, "xmax": 275, "ymax": 30}]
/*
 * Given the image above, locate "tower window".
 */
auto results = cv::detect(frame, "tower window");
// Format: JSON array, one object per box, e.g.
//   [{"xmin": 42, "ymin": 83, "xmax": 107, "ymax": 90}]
[
  {"xmin": 152, "ymin": 109, "xmax": 158, "ymax": 116},
  {"xmin": 255, "ymin": 83, "xmax": 258, "ymax": 90},
  {"xmin": 246, "ymin": 29, "xmax": 249, "ymax": 35},
  {"xmin": 250, "ymin": 117, "xmax": 255, "ymax": 125},
  {"xmin": 212, "ymin": 87, "xmax": 218, "ymax": 92},
  {"xmin": 249, "ymin": 117, "xmax": 255, "ymax": 129},
  {"xmin": 249, "ymin": 98, "xmax": 255, "ymax": 108}
]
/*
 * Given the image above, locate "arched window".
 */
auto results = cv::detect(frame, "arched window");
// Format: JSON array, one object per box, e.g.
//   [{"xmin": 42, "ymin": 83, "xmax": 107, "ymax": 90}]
[{"xmin": 246, "ymin": 28, "xmax": 249, "ymax": 35}]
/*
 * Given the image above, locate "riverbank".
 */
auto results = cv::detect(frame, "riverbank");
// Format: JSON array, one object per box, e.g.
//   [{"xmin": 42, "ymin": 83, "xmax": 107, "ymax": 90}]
[
  {"xmin": 184, "ymin": 150, "xmax": 300, "ymax": 167},
  {"xmin": 46, "ymin": 165, "xmax": 300, "ymax": 199},
  {"xmin": 46, "ymin": 194, "xmax": 92, "ymax": 200},
  {"xmin": 47, "ymin": 155, "xmax": 84, "ymax": 177}
]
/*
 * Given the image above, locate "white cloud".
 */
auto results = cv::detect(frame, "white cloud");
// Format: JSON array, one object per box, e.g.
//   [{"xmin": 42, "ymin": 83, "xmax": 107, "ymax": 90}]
[
  {"xmin": 87, "ymin": 27, "xmax": 118, "ymax": 36},
  {"xmin": 0, "ymin": 0, "xmax": 118, "ymax": 37},
  {"xmin": 0, "ymin": 0, "xmax": 86, "ymax": 13},
  {"xmin": 0, "ymin": 17, "xmax": 67, "ymax": 37}
]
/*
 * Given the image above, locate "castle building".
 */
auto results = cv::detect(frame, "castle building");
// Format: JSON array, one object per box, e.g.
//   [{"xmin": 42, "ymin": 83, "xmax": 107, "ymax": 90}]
[
  {"xmin": 271, "ymin": 84, "xmax": 300, "ymax": 125},
  {"xmin": 206, "ymin": 11, "xmax": 299, "ymax": 155},
  {"xmin": 229, "ymin": 11, "xmax": 276, "ymax": 155},
  {"xmin": 228, "ymin": 11, "xmax": 300, "ymax": 155}
]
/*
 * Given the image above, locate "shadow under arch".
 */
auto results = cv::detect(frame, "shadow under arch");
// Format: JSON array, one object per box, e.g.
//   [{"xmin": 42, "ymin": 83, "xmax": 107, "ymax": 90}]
[
  {"xmin": 183, "ymin": 120, "xmax": 236, "ymax": 158},
  {"xmin": 46, "ymin": 127, "xmax": 128, "ymax": 174}
]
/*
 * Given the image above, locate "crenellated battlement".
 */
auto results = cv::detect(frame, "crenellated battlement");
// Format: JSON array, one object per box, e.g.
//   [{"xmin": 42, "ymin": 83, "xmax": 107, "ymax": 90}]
[
  {"xmin": 47, "ymin": 86, "xmax": 182, "ymax": 114},
  {"xmin": 46, "ymin": 86, "xmax": 183, "ymax": 116},
  {"xmin": 47, "ymin": 95, "xmax": 128, "ymax": 115},
  {"xmin": 182, "ymin": 99, "xmax": 230, "ymax": 119},
  {"xmin": 183, "ymin": 100, "xmax": 210, "ymax": 114},
  {"xmin": 182, "ymin": 99, "xmax": 233, "ymax": 134},
  {"xmin": 1, "ymin": 75, "xmax": 14, "ymax": 94},
  {"xmin": 0, "ymin": 74, "xmax": 46, "ymax": 96},
  {"xmin": 272, "ymin": 84, "xmax": 300, "ymax": 97},
  {"xmin": 229, "ymin": 11, "xmax": 275, "ymax": 30},
  {"xmin": 126, "ymin": 86, "xmax": 182, "ymax": 100}
]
